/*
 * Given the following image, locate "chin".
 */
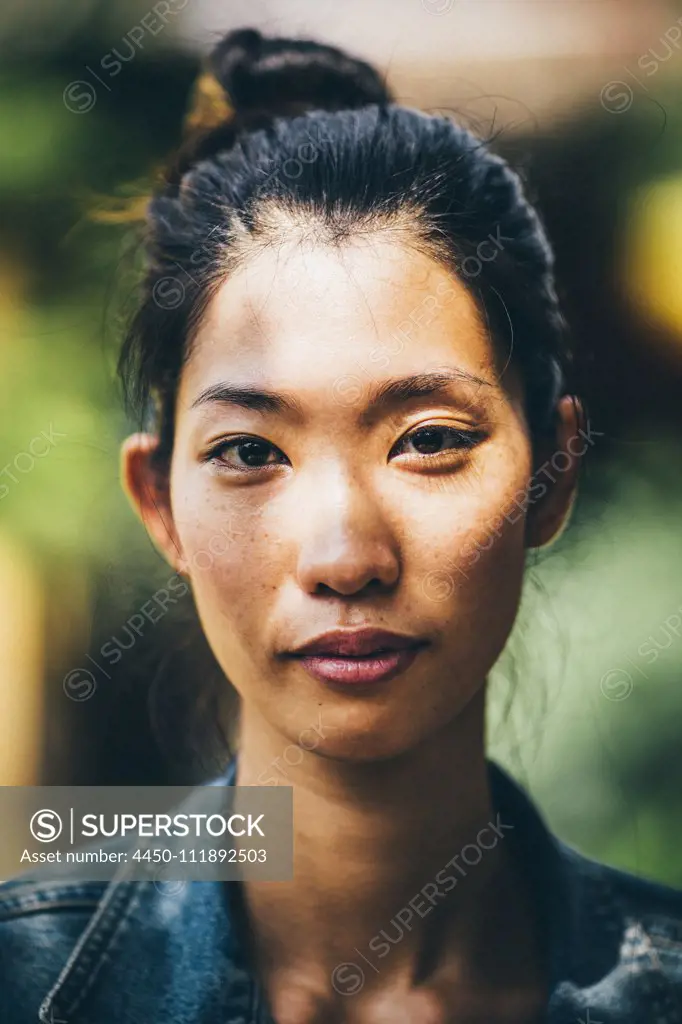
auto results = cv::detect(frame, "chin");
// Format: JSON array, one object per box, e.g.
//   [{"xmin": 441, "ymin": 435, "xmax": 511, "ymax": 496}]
[
  {"xmin": 301, "ymin": 704, "xmax": 436, "ymax": 764},
  {"xmin": 314, "ymin": 737, "xmax": 420, "ymax": 764}
]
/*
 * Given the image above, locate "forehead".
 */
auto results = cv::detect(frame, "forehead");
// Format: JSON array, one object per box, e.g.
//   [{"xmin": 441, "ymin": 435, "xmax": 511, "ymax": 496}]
[{"xmin": 180, "ymin": 232, "xmax": 499, "ymax": 403}]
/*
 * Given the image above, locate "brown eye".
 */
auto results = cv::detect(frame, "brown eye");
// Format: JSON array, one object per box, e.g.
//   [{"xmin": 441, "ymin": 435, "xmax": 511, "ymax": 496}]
[
  {"xmin": 390, "ymin": 425, "xmax": 484, "ymax": 460},
  {"xmin": 234, "ymin": 440, "xmax": 277, "ymax": 467},
  {"xmin": 409, "ymin": 427, "xmax": 447, "ymax": 455},
  {"xmin": 206, "ymin": 436, "xmax": 288, "ymax": 471}
]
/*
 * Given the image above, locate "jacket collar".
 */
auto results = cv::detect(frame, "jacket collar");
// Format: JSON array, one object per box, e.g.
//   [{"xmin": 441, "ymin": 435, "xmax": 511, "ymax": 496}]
[
  {"xmin": 38, "ymin": 758, "xmax": 682, "ymax": 1024},
  {"xmin": 488, "ymin": 760, "xmax": 682, "ymax": 1022}
]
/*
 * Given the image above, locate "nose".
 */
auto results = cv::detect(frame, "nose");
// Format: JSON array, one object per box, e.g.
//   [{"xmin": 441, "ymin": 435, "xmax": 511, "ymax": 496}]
[{"xmin": 295, "ymin": 472, "xmax": 400, "ymax": 597}]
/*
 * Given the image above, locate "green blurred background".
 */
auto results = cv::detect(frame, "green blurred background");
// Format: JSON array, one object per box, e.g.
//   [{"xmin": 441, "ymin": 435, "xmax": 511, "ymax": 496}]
[{"xmin": 1, "ymin": 1, "xmax": 681, "ymax": 885}]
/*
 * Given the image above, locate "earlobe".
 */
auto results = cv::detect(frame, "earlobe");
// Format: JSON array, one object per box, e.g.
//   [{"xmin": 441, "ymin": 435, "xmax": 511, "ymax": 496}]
[
  {"xmin": 526, "ymin": 484, "xmax": 578, "ymax": 551},
  {"xmin": 120, "ymin": 433, "xmax": 184, "ymax": 572},
  {"xmin": 525, "ymin": 395, "xmax": 583, "ymax": 551}
]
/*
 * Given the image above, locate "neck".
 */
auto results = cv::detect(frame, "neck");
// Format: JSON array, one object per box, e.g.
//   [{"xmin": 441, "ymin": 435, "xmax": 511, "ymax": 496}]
[{"xmin": 234, "ymin": 692, "xmax": 545, "ymax": 1016}]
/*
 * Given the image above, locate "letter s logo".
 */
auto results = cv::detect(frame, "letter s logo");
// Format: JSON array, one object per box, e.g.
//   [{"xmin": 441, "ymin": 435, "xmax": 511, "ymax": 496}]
[{"xmin": 30, "ymin": 809, "xmax": 63, "ymax": 842}]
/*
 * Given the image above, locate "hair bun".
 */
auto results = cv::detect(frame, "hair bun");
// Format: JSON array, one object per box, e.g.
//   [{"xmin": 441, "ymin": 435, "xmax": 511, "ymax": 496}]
[
  {"xmin": 207, "ymin": 28, "xmax": 393, "ymax": 119},
  {"xmin": 166, "ymin": 30, "xmax": 392, "ymax": 197}
]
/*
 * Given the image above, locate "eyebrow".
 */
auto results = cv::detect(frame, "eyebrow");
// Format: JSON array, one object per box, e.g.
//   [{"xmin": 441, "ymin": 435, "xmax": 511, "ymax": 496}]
[{"xmin": 190, "ymin": 368, "xmax": 495, "ymax": 422}]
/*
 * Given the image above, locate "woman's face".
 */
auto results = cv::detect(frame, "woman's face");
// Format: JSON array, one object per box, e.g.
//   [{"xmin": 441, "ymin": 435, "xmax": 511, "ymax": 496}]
[{"xmin": 131, "ymin": 231, "xmax": 555, "ymax": 761}]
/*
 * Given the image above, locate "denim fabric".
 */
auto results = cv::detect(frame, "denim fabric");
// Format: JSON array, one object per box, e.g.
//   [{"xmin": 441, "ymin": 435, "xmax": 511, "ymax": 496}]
[{"xmin": 1, "ymin": 758, "xmax": 682, "ymax": 1023}]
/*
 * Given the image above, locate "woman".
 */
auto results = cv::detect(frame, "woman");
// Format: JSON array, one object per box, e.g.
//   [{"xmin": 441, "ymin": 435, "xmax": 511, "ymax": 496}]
[{"xmin": 2, "ymin": 28, "xmax": 682, "ymax": 1024}]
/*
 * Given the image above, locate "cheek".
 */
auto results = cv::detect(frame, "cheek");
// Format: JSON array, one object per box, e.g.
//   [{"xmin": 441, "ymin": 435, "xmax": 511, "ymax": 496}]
[
  {"xmin": 170, "ymin": 483, "xmax": 276, "ymax": 644},
  {"xmin": 409, "ymin": 451, "xmax": 531, "ymax": 658}
]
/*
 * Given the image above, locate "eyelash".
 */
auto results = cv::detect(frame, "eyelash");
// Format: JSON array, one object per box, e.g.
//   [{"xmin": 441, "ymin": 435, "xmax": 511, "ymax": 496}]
[{"xmin": 203, "ymin": 425, "xmax": 485, "ymax": 474}]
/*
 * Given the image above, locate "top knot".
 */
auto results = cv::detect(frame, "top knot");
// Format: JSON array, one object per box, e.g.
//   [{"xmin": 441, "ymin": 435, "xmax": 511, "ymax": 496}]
[
  {"xmin": 205, "ymin": 28, "xmax": 393, "ymax": 120},
  {"xmin": 165, "ymin": 28, "xmax": 393, "ymax": 197}
]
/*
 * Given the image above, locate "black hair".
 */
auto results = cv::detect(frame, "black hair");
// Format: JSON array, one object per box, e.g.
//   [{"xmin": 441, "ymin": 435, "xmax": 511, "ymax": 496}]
[{"xmin": 119, "ymin": 27, "xmax": 577, "ymax": 473}]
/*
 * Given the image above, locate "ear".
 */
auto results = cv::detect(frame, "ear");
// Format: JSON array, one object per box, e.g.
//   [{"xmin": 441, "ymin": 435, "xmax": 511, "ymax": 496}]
[
  {"xmin": 525, "ymin": 395, "xmax": 584, "ymax": 550},
  {"xmin": 120, "ymin": 433, "xmax": 187, "ymax": 574}
]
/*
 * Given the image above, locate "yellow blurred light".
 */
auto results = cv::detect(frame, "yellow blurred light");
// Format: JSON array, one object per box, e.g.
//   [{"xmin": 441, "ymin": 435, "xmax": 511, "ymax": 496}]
[
  {"xmin": 0, "ymin": 530, "xmax": 44, "ymax": 784},
  {"xmin": 624, "ymin": 175, "xmax": 682, "ymax": 353}
]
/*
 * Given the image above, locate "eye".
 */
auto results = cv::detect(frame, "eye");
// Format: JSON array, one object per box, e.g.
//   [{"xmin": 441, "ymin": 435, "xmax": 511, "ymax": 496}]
[
  {"xmin": 389, "ymin": 424, "xmax": 485, "ymax": 463},
  {"xmin": 204, "ymin": 435, "xmax": 289, "ymax": 472}
]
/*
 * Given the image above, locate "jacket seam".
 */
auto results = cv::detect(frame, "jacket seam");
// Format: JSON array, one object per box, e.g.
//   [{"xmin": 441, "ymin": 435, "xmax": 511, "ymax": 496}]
[
  {"xmin": 0, "ymin": 898, "xmax": 101, "ymax": 921},
  {"xmin": 38, "ymin": 874, "xmax": 145, "ymax": 1024},
  {"xmin": 0, "ymin": 880, "xmax": 106, "ymax": 902}
]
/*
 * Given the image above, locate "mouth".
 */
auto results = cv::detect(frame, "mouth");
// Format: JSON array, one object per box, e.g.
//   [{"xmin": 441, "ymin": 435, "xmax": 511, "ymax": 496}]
[{"xmin": 283, "ymin": 629, "xmax": 429, "ymax": 687}]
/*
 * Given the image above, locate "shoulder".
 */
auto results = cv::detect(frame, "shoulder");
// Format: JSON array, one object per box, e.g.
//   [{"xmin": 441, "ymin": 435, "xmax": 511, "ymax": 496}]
[
  {"xmin": 0, "ymin": 766, "xmax": 240, "ymax": 1023},
  {"xmin": 552, "ymin": 838, "xmax": 682, "ymax": 1020},
  {"xmin": 0, "ymin": 857, "xmax": 242, "ymax": 1024},
  {"xmin": 560, "ymin": 837, "xmax": 682, "ymax": 932},
  {"xmin": 0, "ymin": 873, "xmax": 108, "ymax": 1024},
  {"xmin": 492, "ymin": 758, "xmax": 682, "ymax": 1013},
  {"xmin": 0, "ymin": 826, "xmax": 157, "ymax": 1024}
]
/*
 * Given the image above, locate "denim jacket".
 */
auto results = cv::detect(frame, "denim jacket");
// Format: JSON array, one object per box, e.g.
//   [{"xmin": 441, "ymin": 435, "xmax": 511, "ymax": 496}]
[{"xmin": 2, "ymin": 758, "xmax": 682, "ymax": 1024}]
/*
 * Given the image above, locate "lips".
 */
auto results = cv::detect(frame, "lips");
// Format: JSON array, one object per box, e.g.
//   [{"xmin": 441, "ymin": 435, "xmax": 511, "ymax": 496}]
[
  {"xmin": 285, "ymin": 629, "xmax": 428, "ymax": 687},
  {"xmin": 287, "ymin": 628, "xmax": 426, "ymax": 658}
]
